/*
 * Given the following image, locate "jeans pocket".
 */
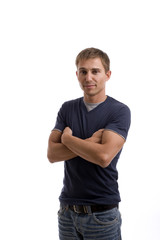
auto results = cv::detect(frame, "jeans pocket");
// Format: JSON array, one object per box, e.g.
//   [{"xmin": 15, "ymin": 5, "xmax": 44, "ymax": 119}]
[
  {"xmin": 57, "ymin": 207, "xmax": 66, "ymax": 218},
  {"xmin": 93, "ymin": 208, "xmax": 118, "ymax": 225}
]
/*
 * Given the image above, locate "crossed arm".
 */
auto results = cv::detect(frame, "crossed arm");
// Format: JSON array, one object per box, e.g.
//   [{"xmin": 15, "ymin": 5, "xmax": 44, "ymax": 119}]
[{"xmin": 47, "ymin": 127, "xmax": 125, "ymax": 168}]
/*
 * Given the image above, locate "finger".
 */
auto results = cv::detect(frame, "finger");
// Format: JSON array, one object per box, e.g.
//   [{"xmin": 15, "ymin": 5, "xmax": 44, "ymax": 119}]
[{"xmin": 98, "ymin": 129, "xmax": 104, "ymax": 132}]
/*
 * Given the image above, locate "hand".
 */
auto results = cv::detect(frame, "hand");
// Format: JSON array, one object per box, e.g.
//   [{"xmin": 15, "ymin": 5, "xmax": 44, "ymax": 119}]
[
  {"xmin": 87, "ymin": 129, "xmax": 104, "ymax": 144},
  {"xmin": 61, "ymin": 127, "xmax": 72, "ymax": 145},
  {"xmin": 63, "ymin": 127, "xmax": 72, "ymax": 135}
]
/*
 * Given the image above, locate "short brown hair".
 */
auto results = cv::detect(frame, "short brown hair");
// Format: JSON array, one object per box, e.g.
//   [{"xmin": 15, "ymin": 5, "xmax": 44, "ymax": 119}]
[{"xmin": 75, "ymin": 47, "xmax": 110, "ymax": 72}]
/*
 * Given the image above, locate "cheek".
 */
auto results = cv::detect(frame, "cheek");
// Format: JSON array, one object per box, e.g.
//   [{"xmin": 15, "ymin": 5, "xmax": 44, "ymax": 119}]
[
  {"xmin": 99, "ymin": 78, "xmax": 106, "ymax": 85},
  {"xmin": 78, "ymin": 81, "xmax": 84, "ymax": 89}
]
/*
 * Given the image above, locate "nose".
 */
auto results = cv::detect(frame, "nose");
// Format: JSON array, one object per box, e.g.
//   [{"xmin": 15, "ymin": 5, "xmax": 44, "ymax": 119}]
[{"xmin": 85, "ymin": 72, "xmax": 92, "ymax": 82}]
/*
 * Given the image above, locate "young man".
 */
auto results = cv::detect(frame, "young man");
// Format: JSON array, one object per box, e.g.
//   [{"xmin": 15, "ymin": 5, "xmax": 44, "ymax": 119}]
[{"xmin": 47, "ymin": 48, "xmax": 131, "ymax": 240}]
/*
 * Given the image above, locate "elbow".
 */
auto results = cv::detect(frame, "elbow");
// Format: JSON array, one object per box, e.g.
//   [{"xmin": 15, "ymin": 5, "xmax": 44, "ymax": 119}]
[
  {"xmin": 47, "ymin": 155, "xmax": 54, "ymax": 164},
  {"xmin": 47, "ymin": 150, "xmax": 55, "ymax": 164},
  {"xmin": 99, "ymin": 154, "xmax": 111, "ymax": 168}
]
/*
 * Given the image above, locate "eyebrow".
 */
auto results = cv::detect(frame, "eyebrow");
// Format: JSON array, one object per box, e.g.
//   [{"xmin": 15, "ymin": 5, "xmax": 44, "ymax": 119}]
[{"xmin": 78, "ymin": 67, "xmax": 101, "ymax": 71}]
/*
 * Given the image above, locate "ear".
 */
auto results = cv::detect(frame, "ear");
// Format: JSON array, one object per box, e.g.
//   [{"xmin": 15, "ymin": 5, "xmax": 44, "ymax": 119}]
[
  {"xmin": 76, "ymin": 71, "xmax": 78, "ymax": 77},
  {"xmin": 106, "ymin": 70, "xmax": 111, "ymax": 81}
]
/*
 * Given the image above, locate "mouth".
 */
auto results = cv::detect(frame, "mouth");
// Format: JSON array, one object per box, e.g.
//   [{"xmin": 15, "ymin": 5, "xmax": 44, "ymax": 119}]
[{"xmin": 84, "ymin": 84, "xmax": 96, "ymax": 89}]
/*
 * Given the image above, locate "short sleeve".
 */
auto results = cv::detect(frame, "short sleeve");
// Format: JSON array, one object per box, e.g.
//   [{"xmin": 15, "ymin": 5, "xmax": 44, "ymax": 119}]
[
  {"xmin": 53, "ymin": 103, "xmax": 67, "ymax": 132},
  {"xmin": 105, "ymin": 105, "xmax": 131, "ymax": 140}
]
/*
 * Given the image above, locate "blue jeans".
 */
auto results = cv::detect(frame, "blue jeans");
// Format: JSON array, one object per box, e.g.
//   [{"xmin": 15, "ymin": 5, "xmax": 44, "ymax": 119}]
[{"xmin": 58, "ymin": 206, "xmax": 122, "ymax": 240}]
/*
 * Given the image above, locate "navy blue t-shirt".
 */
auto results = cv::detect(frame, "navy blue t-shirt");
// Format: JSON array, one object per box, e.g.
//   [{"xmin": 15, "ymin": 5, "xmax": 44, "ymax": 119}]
[{"xmin": 53, "ymin": 96, "xmax": 131, "ymax": 205}]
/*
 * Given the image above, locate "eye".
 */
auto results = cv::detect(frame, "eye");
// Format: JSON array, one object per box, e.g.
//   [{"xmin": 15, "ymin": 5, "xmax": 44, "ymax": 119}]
[
  {"xmin": 92, "ymin": 70, "xmax": 98, "ymax": 74},
  {"xmin": 80, "ymin": 70, "xmax": 87, "ymax": 75}
]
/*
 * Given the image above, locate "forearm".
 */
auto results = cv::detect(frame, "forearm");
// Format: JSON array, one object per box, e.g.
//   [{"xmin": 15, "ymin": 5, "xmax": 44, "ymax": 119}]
[
  {"xmin": 47, "ymin": 142, "xmax": 77, "ymax": 163},
  {"xmin": 48, "ymin": 127, "xmax": 106, "ymax": 165},
  {"xmin": 48, "ymin": 136, "xmax": 97, "ymax": 163},
  {"xmin": 62, "ymin": 134, "xmax": 107, "ymax": 167}
]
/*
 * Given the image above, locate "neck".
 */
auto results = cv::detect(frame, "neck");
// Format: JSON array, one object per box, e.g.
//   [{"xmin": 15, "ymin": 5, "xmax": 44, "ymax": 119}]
[{"xmin": 84, "ymin": 94, "xmax": 107, "ymax": 103}]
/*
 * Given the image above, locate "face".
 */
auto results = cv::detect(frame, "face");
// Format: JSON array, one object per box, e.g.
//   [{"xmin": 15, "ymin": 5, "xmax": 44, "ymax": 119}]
[{"xmin": 76, "ymin": 58, "xmax": 111, "ymax": 103}]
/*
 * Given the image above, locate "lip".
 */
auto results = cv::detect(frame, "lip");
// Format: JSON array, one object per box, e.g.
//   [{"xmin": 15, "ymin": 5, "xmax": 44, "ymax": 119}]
[{"xmin": 84, "ymin": 85, "xmax": 96, "ymax": 88}]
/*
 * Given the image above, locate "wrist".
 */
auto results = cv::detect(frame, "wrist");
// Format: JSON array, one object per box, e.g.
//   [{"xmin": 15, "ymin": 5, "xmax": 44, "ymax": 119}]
[
  {"xmin": 85, "ymin": 136, "xmax": 100, "ymax": 143},
  {"xmin": 85, "ymin": 137, "xmax": 94, "ymax": 142}
]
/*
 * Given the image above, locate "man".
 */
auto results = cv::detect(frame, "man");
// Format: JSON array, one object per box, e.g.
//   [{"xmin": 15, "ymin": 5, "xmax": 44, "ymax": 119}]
[{"xmin": 47, "ymin": 48, "xmax": 131, "ymax": 240}]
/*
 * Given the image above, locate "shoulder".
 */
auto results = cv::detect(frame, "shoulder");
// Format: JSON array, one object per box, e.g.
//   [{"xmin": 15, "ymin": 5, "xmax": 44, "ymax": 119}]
[
  {"xmin": 108, "ymin": 96, "xmax": 130, "ymax": 109},
  {"xmin": 58, "ymin": 97, "xmax": 83, "ymax": 115},
  {"xmin": 60, "ymin": 97, "xmax": 83, "ymax": 113},
  {"xmin": 105, "ymin": 96, "xmax": 131, "ymax": 139},
  {"xmin": 62, "ymin": 97, "xmax": 83, "ymax": 108},
  {"xmin": 107, "ymin": 96, "xmax": 131, "ymax": 128},
  {"xmin": 107, "ymin": 96, "xmax": 131, "ymax": 115}
]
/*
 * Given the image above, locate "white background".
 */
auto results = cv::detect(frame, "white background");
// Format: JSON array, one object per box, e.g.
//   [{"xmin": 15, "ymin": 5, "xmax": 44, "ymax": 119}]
[{"xmin": 0, "ymin": 0, "xmax": 160, "ymax": 239}]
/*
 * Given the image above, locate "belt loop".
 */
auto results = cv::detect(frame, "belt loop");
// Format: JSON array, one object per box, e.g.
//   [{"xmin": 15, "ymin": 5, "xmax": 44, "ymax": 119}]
[
  {"xmin": 84, "ymin": 206, "xmax": 92, "ymax": 215},
  {"xmin": 73, "ymin": 205, "xmax": 79, "ymax": 213},
  {"xmin": 65, "ymin": 205, "xmax": 69, "ymax": 211},
  {"xmin": 60, "ymin": 204, "xmax": 69, "ymax": 211}
]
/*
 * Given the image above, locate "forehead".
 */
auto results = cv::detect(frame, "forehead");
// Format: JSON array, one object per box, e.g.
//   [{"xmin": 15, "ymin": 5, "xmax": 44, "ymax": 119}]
[{"xmin": 77, "ymin": 58, "xmax": 104, "ymax": 70}]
